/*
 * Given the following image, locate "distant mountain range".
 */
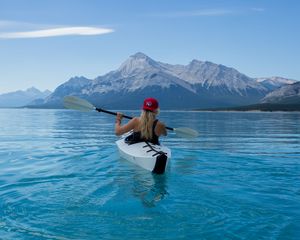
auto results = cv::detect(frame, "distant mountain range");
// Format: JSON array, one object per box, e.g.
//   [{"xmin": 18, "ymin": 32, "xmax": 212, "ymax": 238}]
[
  {"xmin": 1, "ymin": 53, "xmax": 297, "ymax": 110},
  {"xmin": 201, "ymin": 81, "xmax": 300, "ymax": 111},
  {"xmin": 23, "ymin": 52, "xmax": 297, "ymax": 110},
  {"xmin": 0, "ymin": 87, "xmax": 51, "ymax": 108}
]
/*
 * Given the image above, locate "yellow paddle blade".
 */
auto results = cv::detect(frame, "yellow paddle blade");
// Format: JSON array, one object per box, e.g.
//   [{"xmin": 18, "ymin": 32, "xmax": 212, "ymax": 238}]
[
  {"xmin": 173, "ymin": 127, "xmax": 199, "ymax": 138},
  {"xmin": 63, "ymin": 96, "xmax": 95, "ymax": 112}
]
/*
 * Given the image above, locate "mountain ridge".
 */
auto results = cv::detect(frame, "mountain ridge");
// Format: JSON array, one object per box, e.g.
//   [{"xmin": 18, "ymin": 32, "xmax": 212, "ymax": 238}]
[
  {"xmin": 0, "ymin": 87, "xmax": 51, "ymax": 108},
  {"xmin": 261, "ymin": 81, "xmax": 300, "ymax": 104},
  {"xmin": 25, "ymin": 52, "xmax": 298, "ymax": 109}
]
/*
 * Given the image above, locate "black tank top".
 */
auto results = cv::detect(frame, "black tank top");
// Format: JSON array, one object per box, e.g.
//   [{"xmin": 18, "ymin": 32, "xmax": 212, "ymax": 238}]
[
  {"xmin": 151, "ymin": 119, "xmax": 159, "ymax": 145},
  {"xmin": 125, "ymin": 119, "xmax": 160, "ymax": 145}
]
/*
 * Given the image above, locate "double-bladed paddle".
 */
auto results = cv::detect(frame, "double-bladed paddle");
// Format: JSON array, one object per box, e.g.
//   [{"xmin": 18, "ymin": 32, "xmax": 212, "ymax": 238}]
[{"xmin": 63, "ymin": 95, "xmax": 199, "ymax": 138}]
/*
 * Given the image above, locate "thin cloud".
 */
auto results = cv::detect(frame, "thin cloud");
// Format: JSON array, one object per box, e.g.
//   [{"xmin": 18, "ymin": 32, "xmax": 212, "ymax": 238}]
[
  {"xmin": 251, "ymin": 8, "xmax": 265, "ymax": 12},
  {"xmin": 148, "ymin": 8, "xmax": 265, "ymax": 18},
  {"xmin": 0, "ymin": 26, "xmax": 114, "ymax": 39},
  {"xmin": 149, "ymin": 9, "xmax": 235, "ymax": 18}
]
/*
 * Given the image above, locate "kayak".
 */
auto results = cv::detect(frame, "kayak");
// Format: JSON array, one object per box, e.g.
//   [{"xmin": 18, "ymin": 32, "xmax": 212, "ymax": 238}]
[{"xmin": 116, "ymin": 135, "xmax": 171, "ymax": 174}]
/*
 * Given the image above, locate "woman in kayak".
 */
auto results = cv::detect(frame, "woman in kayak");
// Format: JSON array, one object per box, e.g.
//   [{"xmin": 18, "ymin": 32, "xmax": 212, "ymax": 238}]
[{"xmin": 115, "ymin": 98, "xmax": 167, "ymax": 145}]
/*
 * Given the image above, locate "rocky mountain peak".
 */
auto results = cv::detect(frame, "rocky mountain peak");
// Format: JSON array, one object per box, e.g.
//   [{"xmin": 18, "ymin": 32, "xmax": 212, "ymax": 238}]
[
  {"xmin": 118, "ymin": 52, "xmax": 161, "ymax": 76},
  {"xmin": 26, "ymin": 87, "xmax": 41, "ymax": 94},
  {"xmin": 189, "ymin": 59, "xmax": 203, "ymax": 65},
  {"xmin": 64, "ymin": 76, "xmax": 91, "ymax": 87},
  {"xmin": 130, "ymin": 52, "xmax": 150, "ymax": 59}
]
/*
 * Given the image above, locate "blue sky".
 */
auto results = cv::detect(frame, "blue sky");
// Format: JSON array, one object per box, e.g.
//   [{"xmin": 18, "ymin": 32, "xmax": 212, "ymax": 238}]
[{"xmin": 0, "ymin": 0, "xmax": 299, "ymax": 93}]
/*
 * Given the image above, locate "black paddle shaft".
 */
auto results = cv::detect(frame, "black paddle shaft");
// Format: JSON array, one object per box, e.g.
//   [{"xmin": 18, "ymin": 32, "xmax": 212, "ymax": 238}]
[
  {"xmin": 96, "ymin": 108, "xmax": 132, "ymax": 119},
  {"xmin": 95, "ymin": 107, "xmax": 173, "ymax": 131}
]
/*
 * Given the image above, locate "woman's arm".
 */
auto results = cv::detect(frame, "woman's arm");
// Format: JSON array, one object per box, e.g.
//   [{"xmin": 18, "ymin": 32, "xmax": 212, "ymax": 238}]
[
  {"xmin": 155, "ymin": 121, "xmax": 167, "ymax": 136},
  {"xmin": 115, "ymin": 113, "xmax": 138, "ymax": 136}
]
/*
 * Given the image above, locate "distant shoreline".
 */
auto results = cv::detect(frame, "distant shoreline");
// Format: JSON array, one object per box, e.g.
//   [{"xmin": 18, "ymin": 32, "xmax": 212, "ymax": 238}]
[
  {"xmin": 1, "ymin": 103, "xmax": 300, "ymax": 112},
  {"xmin": 195, "ymin": 103, "xmax": 300, "ymax": 112}
]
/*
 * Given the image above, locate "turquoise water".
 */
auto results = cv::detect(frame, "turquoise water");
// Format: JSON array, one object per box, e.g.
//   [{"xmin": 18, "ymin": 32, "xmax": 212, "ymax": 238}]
[{"xmin": 0, "ymin": 109, "xmax": 299, "ymax": 240}]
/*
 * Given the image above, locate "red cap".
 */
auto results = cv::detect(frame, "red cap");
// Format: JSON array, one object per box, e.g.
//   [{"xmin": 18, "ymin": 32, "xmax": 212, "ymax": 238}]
[{"xmin": 142, "ymin": 98, "xmax": 159, "ymax": 112}]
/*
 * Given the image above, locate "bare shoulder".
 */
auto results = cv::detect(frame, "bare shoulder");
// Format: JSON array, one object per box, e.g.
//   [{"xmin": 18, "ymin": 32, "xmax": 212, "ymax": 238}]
[
  {"xmin": 132, "ymin": 117, "xmax": 140, "ymax": 125},
  {"xmin": 155, "ymin": 120, "xmax": 167, "ymax": 136},
  {"xmin": 130, "ymin": 117, "xmax": 140, "ymax": 130},
  {"xmin": 157, "ymin": 120, "xmax": 166, "ymax": 128}
]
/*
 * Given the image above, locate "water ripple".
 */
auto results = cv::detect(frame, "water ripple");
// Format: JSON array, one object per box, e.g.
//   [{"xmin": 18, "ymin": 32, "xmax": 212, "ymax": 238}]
[{"xmin": 0, "ymin": 109, "xmax": 299, "ymax": 239}]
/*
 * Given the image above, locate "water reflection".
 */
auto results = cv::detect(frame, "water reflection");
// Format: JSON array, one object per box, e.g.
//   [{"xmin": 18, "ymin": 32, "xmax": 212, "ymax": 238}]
[{"xmin": 131, "ymin": 170, "xmax": 168, "ymax": 207}]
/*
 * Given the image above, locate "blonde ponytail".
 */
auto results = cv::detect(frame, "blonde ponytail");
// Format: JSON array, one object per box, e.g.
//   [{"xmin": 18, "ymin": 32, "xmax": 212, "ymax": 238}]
[{"xmin": 139, "ymin": 110, "xmax": 156, "ymax": 140}]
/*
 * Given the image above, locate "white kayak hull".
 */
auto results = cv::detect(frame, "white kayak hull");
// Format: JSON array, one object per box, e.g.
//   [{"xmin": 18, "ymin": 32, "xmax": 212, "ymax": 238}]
[{"xmin": 116, "ymin": 138, "xmax": 171, "ymax": 174}]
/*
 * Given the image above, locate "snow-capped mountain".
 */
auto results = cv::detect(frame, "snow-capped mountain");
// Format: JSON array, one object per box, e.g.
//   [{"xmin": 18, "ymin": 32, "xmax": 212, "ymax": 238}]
[
  {"xmin": 160, "ymin": 59, "xmax": 266, "ymax": 94},
  {"xmin": 88, "ymin": 53, "xmax": 196, "ymax": 94},
  {"xmin": 0, "ymin": 87, "xmax": 51, "ymax": 108},
  {"xmin": 261, "ymin": 81, "xmax": 300, "ymax": 104},
  {"xmin": 31, "ymin": 53, "xmax": 297, "ymax": 109},
  {"xmin": 256, "ymin": 77, "xmax": 297, "ymax": 91}
]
